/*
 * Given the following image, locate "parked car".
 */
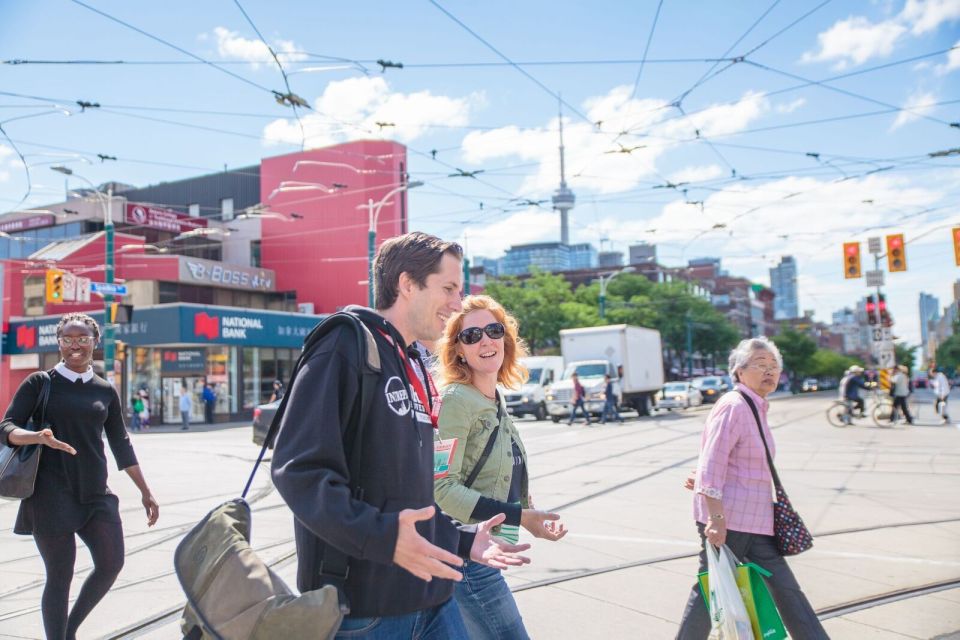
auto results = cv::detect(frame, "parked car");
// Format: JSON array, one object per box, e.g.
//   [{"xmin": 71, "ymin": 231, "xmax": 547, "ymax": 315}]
[
  {"xmin": 690, "ymin": 376, "xmax": 729, "ymax": 404},
  {"xmin": 801, "ymin": 378, "xmax": 819, "ymax": 392},
  {"xmin": 251, "ymin": 399, "xmax": 280, "ymax": 448},
  {"xmin": 657, "ymin": 382, "xmax": 703, "ymax": 410},
  {"xmin": 503, "ymin": 356, "xmax": 563, "ymax": 420}
]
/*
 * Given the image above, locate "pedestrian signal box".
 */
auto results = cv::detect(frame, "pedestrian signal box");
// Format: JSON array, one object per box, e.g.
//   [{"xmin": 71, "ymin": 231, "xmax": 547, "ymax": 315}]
[
  {"xmin": 885, "ymin": 234, "xmax": 906, "ymax": 272},
  {"xmin": 843, "ymin": 242, "xmax": 861, "ymax": 279},
  {"xmin": 45, "ymin": 269, "xmax": 64, "ymax": 303}
]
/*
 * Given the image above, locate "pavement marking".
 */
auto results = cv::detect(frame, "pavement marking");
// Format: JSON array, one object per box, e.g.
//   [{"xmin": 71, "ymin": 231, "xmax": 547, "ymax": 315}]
[
  {"xmin": 565, "ymin": 533, "xmax": 699, "ymax": 548},
  {"xmin": 813, "ymin": 550, "xmax": 960, "ymax": 568}
]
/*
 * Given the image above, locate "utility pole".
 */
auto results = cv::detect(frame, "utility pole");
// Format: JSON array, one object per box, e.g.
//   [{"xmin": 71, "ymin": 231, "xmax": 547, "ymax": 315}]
[
  {"xmin": 685, "ymin": 312, "xmax": 693, "ymax": 379},
  {"xmin": 104, "ymin": 187, "xmax": 115, "ymax": 384}
]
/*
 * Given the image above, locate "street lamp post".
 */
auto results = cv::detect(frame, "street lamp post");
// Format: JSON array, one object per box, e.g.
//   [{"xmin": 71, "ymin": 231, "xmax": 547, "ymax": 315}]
[
  {"xmin": 51, "ymin": 166, "xmax": 116, "ymax": 383},
  {"xmin": 357, "ymin": 181, "xmax": 423, "ymax": 307},
  {"xmin": 595, "ymin": 266, "xmax": 635, "ymax": 319}
]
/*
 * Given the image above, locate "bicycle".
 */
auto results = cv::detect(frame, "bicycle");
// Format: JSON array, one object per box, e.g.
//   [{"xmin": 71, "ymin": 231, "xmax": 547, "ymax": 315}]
[{"xmin": 826, "ymin": 400, "xmax": 869, "ymax": 427}]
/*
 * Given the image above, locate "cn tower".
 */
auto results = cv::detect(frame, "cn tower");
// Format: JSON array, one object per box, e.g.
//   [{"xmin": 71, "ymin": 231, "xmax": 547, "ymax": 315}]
[{"xmin": 551, "ymin": 108, "xmax": 575, "ymax": 245}]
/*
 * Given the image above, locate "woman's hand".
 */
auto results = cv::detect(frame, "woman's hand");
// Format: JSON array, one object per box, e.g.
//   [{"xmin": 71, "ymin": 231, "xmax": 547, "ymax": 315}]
[
  {"xmin": 141, "ymin": 493, "xmax": 160, "ymax": 526},
  {"xmin": 705, "ymin": 516, "xmax": 727, "ymax": 546},
  {"xmin": 36, "ymin": 428, "xmax": 76, "ymax": 455},
  {"xmin": 683, "ymin": 469, "xmax": 696, "ymax": 491},
  {"xmin": 520, "ymin": 508, "xmax": 568, "ymax": 541}
]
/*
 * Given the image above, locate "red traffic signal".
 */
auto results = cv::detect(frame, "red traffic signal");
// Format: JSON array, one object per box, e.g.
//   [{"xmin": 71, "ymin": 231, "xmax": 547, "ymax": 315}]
[
  {"xmin": 886, "ymin": 234, "xmax": 906, "ymax": 272},
  {"xmin": 878, "ymin": 293, "xmax": 891, "ymax": 327},
  {"xmin": 865, "ymin": 295, "xmax": 877, "ymax": 325},
  {"xmin": 843, "ymin": 242, "xmax": 861, "ymax": 279}
]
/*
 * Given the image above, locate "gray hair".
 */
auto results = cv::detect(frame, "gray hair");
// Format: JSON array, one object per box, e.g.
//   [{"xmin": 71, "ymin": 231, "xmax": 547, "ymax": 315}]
[{"xmin": 728, "ymin": 336, "xmax": 783, "ymax": 382}]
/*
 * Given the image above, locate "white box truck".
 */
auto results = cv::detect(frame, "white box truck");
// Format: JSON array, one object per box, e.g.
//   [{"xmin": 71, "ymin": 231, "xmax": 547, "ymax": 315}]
[
  {"xmin": 501, "ymin": 356, "xmax": 563, "ymax": 421},
  {"xmin": 545, "ymin": 325, "xmax": 664, "ymax": 421}
]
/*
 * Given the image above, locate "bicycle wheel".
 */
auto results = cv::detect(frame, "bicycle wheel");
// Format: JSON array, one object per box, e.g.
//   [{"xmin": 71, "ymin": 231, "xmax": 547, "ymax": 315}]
[
  {"xmin": 826, "ymin": 404, "xmax": 848, "ymax": 428},
  {"xmin": 872, "ymin": 401, "xmax": 894, "ymax": 427}
]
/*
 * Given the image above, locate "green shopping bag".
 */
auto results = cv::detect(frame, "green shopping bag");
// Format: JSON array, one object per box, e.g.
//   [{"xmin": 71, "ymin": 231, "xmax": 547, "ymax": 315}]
[{"xmin": 699, "ymin": 561, "xmax": 787, "ymax": 640}]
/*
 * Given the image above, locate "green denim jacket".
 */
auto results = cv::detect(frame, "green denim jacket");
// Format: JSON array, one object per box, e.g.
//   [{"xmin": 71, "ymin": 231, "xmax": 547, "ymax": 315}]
[{"xmin": 434, "ymin": 383, "xmax": 530, "ymax": 524}]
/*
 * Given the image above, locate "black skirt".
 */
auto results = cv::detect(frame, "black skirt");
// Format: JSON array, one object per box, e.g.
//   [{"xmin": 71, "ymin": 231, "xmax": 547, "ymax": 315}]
[{"xmin": 14, "ymin": 466, "xmax": 121, "ymax": 537}]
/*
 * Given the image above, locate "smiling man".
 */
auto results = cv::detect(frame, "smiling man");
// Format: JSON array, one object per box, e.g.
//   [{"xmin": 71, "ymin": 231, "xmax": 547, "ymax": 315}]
[{"xmin": 271, "ymin": 232, "xmax": 531, "ymax": 639}]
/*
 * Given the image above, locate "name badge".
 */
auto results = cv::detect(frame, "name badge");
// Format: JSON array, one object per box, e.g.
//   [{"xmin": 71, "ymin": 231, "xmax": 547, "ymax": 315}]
[{"xmin": 433, "ymin": 438, "xmax": 458, "ymax": 480}]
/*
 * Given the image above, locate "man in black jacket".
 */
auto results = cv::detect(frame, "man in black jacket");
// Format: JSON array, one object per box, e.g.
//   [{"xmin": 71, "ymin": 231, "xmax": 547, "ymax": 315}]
[{"xmin": 272, "ymin": 232, "xmax": 530, "ymax": 638}]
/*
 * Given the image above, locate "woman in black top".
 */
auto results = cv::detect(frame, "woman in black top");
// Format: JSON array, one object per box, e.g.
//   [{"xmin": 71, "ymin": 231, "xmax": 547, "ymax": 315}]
[{"xmin": 0, "ymin": 313, "xmax": 159, "ymax": 640}]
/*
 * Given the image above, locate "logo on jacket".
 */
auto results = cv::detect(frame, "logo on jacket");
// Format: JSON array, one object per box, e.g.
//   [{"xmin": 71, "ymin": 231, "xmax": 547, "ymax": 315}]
[
  {"xmin": 384, "ymin": 376, "xmax": 411, "ymax": 416},
  {"xmin": 194, "ymin": 312, "xmax": 220, "ymax": 340},
  {"xmin": 16, "ymin": 325, "xmax": 36, "ymax": 349}
]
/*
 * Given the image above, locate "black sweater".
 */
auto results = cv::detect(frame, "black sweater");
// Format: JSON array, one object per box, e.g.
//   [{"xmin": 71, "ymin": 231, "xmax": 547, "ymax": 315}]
[
  {"xmin": 0, "ymin": 370, "xmax": 138, "ymax": 503},
  {"xmin": 271, "ymin": 310, "xmax": 473, "ymax": 618}
]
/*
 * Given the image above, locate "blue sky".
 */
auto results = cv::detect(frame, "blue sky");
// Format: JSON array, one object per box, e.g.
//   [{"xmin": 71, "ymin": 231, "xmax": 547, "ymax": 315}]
[{"xmin": 1, "ymin": 0, "xmax": 959, "ymax": 347}]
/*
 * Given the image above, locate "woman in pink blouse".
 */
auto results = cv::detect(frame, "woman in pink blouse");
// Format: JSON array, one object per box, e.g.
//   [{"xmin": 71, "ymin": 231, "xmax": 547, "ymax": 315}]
[{"xmin": 676, "ymin": 337, "xmax": 828, "ymax": 639}]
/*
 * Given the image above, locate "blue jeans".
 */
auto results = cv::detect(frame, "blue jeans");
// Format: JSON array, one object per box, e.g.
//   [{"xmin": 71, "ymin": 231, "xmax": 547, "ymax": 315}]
[
  {"xmin": 453, "ymin": 561, "xmax": 529, "ymax": 640},
  {"xmin": 568, "ymin": 398, "xmax": 591, "ymax": 424},
  {"xmin": 335, "ymin": 597, "xmax": 469, "ymax": 639},
  {"xmin": 601, "ymin": 399, "xmax": 622, "ymax": 423}
]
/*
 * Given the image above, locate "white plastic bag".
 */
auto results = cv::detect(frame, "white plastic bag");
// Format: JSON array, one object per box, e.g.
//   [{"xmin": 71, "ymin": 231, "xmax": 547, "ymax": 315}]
[{"xmin": 705, "ymin": 544, "xmax": 753, "ymax": 640}]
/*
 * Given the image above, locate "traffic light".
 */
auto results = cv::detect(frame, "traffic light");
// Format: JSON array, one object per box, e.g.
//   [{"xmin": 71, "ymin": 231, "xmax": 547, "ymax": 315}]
[
  {"xmin": 886, "ymin": 234, "xmax": 906, "ymax": 272},
  {"xmin": 878, "ymin": 294, "xmax": 891, "ymax": 327},
  {"xmin": 109, "ymin": 303, "xmax": 134, "ymax": 324},
  {"xmin": 865, "ymin": 295, "xmax": 877, "ymax": 325},
  {"xmin": 45, "ymin": 269, "xmax": 64, "ymax": 303},
  {"xmin": 953, "ymin": 227, "xmax": 960, "ymax": 266},
  {"xmin": 843, "ymin": 242, "xmax": 861, "ymax": 279}
]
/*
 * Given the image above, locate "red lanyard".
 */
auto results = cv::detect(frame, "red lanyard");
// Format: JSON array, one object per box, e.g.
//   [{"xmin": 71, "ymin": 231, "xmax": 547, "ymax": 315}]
[{"xmin": 380, "ymin": 331, "xmax": 438, "ymax": 429}]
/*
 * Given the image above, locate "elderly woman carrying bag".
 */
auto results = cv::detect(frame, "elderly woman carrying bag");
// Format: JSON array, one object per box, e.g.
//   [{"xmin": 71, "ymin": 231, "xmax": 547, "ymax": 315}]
[
  {"xmin": 434, "ymin": 295, "xmax": 567, "ymax": 640},
  {"xmin": 676, "ymin": 337, "xmax": 828, "ymax": 640},
  {"xmin": 0, "ymin": 313, "xmax": 159, "ymax": 640}
]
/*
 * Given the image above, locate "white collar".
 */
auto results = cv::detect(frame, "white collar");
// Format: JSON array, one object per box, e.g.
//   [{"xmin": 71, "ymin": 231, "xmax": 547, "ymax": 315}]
[{"xmin": 55, "ymin": 361, "xmax": 95, "ymax": 383}]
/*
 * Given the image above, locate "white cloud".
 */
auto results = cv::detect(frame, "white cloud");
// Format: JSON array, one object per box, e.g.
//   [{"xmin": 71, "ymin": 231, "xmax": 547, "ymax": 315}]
[
  {"xmin": 460, "ymin": 86, "xmax": 769, "ymax": 195},
  {"xmin": 210, "ymin": 26, "xmax": 306, "ymax": 69},
  {"xmin": 0, "ymin": 144, "xmax": 13, "ymax": 183},
  {"xmin": 900, "ymin": 0, "xmax": 960, "ymax": 34},
  {"xmin": 262, "ymin": 76, "xmax": 479, "ymax": 147},
  {"xmin": 936, "ymin": 40, "xmax": 960, "ymax": 74},
  {"xmin": 890, "ymin": 90, "xmax": 938, "ymax": 129},
  {"xmin": 801, "ymin": 16, "xmax": 906, "ymax": 70},
  {"xmin": 776, "ymin": 98, "xmax": 807, "ymax": 114},
  {"xmin": 458, "ymin": 208, "xmax": 561, "ymax": 258},
  {"xmin": 669, "ymin": 165, "xmax": 725, "ymax": 184},
  {"xmin": 802, "ymin": 0, "xmax": 960, "ymax": 69}
]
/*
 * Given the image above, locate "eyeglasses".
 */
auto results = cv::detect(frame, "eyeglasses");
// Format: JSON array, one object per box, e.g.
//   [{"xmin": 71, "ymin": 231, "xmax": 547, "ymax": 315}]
[
  {"xmin": 456, "ymin": 322, "xmax": 505, "ymax": 345},
  {"xmin": 58, "ymin": 336, "xmax": 94, "ymax": 347},
  {"xmin": 745, "ymin": 363, "xmax": 781, "ymax": 374}
]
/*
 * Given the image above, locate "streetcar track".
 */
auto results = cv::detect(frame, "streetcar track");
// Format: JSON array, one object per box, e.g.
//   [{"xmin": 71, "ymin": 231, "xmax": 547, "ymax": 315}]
[{"xmin": 99, "ymin": 515, "xmax": 960, "ymax": 638}]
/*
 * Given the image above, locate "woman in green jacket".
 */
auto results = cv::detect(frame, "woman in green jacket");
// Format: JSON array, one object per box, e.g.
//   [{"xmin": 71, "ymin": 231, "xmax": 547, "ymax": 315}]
[{"xmin": 435, "ymin": 294, "xmax": 567, "ymax": 640}]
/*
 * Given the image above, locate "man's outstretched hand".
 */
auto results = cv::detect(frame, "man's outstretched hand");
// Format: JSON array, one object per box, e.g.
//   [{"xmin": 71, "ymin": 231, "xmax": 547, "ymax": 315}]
[{"xmin": 470, "ymin": 513, "xmax": 532, "ymax": 570}]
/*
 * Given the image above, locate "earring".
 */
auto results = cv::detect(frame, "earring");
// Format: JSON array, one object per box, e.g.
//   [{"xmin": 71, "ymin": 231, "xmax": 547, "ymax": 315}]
[{"xmin": 458, "ymin": 355, "xmax": 466, "ymax": 364}]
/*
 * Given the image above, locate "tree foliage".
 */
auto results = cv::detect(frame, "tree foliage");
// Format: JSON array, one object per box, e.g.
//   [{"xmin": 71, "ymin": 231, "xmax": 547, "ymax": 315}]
[
  {"xmin": 893, "ymin": 342, "xmax": 918, "ymax": 373},
  {"xmin": 772, "ymin": 328, "xmax": 818, "ymax": 385},
  {"xmin": 808, "ymin": 349, "xmax": 863, "ymax": 380}
]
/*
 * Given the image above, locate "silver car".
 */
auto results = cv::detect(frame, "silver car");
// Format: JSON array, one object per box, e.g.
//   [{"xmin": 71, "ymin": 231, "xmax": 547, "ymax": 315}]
[{"xmin": 657, "ymin": 382, "xmax": 704, "ymax": 410}]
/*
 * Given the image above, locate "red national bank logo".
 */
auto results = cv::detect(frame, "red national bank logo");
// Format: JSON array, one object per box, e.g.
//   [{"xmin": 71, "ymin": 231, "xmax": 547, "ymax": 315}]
[
  {"xmin": 194, "ymin": 312, "xmax": 220, "ymax": 340},
  {"xmin": 16, "ymin": 325, "xmax": 37, "ymax": 350}
]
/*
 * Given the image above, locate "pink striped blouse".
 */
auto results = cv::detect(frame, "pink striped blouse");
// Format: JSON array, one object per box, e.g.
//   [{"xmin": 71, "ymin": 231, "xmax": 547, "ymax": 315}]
[{"xmin": 693, "ymin": 384, "xmax": 775, "ymax": 536}]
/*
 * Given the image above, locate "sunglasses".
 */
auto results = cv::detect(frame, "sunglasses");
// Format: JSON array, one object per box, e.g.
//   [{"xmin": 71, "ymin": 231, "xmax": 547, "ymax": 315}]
[
  {"xmin": 58, "ymin": 336, "xmax": 95, "ymax": 347},
  {"xmin": 456, "ymin": 322, "xmax": 505, "ymax": 345}
]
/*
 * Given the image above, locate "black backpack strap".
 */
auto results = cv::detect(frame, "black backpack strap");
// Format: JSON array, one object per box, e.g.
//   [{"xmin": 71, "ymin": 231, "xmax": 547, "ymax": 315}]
[
  {"xmin": 464, "ymin": 391, "xmax": 503, "ymax": 489},
  {"xmin": 736, "ymin": 390, "xmax": 783, "ymax": 490}
]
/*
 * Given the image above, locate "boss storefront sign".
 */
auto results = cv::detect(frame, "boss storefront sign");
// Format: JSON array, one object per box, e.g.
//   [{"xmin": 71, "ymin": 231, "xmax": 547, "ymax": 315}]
[
  {"xmin": 178, "ymin": 257, "xmax": 275, "ymax": 291},
  {"xmin": 125, "ymin": 203, "xmax": 208, "ymax": 233}
]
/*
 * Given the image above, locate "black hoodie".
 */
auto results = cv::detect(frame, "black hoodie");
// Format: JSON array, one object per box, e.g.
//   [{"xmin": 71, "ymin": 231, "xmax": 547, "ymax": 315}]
[{"xmin": 270, "ymin": 308, "xmax": 475, "ymax": 618}]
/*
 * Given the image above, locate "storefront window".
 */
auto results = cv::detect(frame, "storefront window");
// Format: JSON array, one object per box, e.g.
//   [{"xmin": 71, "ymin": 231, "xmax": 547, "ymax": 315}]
[
  {"xmin": 242, "ymin": 347, "xmax": 260, "ymax": 409},
  {"xmin": 259, "ymin": 347, "xmax": 275, "ymax": 403},
  {"xmin": 129, "ymin": 348, "xmax": 161, "ymax": 426},
  {"xmin": 206, "ymin": 346, "xmax": 231, "ymax": 416}
]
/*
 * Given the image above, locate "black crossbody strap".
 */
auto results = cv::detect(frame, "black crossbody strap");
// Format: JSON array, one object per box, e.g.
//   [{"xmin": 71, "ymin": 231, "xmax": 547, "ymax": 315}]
[
  {"xmin": 736, "ymin": 390, "xmax": 783, "ymax": 490},
  {"xmin": 464, "ymin": 391, "xmax": 503, "ymax": 489},
  {"xmin": 34, "ymin": 371, "xmax": 51, "ymax": 429}
]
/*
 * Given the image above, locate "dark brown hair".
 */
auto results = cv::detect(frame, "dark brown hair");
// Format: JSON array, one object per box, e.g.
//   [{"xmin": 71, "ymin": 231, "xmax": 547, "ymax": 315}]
[{"xmin": 372, "ymin": 232, "xmax": 463, "ymax": 310}]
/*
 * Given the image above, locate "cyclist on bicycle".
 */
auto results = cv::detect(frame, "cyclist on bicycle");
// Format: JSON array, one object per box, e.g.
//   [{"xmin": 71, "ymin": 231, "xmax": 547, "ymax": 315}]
[{"xmin": 839, "ymin": 366, "xmax": 868, "ymax": 419}]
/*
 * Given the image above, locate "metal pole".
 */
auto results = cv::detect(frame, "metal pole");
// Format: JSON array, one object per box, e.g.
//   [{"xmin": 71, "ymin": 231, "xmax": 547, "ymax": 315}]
[
  {"xmin": 598, "ymin": 276, "xmax": 606, "ymax": 319},
  {"xmin": 685, "ymin": 313, "xmax": 694, "ymax": 379},
  {"xmin": 463, "ymin": 256, "xmax": 471, "ymax": 296},
  {"xmin": 103, "ymin": 188, "xmax": 115, "ymax": 385},
  {"xmin": 367, "ymin": 198, "xmax": 375, "ymax": 308}
]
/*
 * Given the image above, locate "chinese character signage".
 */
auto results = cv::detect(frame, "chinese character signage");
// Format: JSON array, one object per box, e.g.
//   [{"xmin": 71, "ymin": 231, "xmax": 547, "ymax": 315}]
[{"xmin": 125, "ymin": 203, "xmax": 208, "ymax": 233}]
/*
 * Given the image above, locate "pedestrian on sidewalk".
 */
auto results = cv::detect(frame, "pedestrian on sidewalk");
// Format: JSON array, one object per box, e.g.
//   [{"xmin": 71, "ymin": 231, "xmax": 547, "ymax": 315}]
[
  {"xmin": 677, "ymin": 336, "xmax": 828, "ymax": 640},
  {"xmin": 201, "ymin": 383, "xmax": 216, "ymax": 424},
  {"xmin": 130, "ymin": 395, "xmax": 143, "ymax": 432},
  {"xmin": 270, "ymin": 233, "xmax": 530, "ymax": 639},
  {"xmin": 600, "ymin": 373, "xmax": 623, "ymax": 424},
  {"xmin": 930, "ymin": 366, "xmax": 952, "ymax": 424},
  {"xmin": 179, "ymin": 384, "xmax": 192, "ymax": 431},
  {"xmin": 890, "ymin": 365, "xmax": 914, "ymax": 425},
  {"xmin": 0, "ymin": 312, "xmax": 159, "ymax": 640},
  {"xmin": 434, "ymin": 295, "xmax": 567, "ymax": 640},
  {"xmin": 137, "ymin": 389, "xmax": 150, "ymax": 430},
  {"xmin": 269, "ymin": 379, "xmax": 284, "ymax": 403},
  {"xmin": 567, "ymin": 372, "xmax": 592, "ymax": 425}
]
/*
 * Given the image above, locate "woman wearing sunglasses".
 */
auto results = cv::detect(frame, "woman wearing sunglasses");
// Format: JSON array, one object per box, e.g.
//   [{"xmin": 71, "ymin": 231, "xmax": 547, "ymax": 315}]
[
  {"xmin": 434, "ymin": 295, "xmax": 567, "ymax": 639},
  {"xmin": 0, "ymin": 312, "xmax": 159, "ymax": 640}
]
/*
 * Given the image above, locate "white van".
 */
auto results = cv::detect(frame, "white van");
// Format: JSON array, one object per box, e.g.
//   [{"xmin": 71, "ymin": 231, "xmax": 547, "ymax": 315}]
[{"xmin": 502, "ymin": 356, "xmax": 563, "ymax": 421}]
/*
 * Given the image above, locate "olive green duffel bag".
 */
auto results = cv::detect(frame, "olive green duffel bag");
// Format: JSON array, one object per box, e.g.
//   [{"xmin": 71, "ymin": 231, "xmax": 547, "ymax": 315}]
[{"xmin": 175, "ymin": 498, "xmax": 343, "ymax": 640}]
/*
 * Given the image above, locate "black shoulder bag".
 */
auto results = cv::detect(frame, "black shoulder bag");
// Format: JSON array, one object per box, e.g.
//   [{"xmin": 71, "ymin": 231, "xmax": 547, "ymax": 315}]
[
  {"xmin": 0, "ymin": 371, "xmax": 51, "ymax": 500},
  {"xmin": 463, "ymin": 391, "xmax": 504, "ymax": 489},
  {"xmin": 737, "ymin": 390, "xmax": 813, "ymax": 556}
]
